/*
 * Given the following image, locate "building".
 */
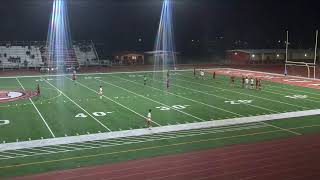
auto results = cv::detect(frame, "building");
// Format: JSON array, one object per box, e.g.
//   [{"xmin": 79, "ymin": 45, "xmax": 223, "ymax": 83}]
[
  {"xmin": 113, "ymin": 51, "xmax": 144, "ymax": 65},
  {"xmin": 226, "ymin": 49, "xmax": 318, "ymax": 65}
]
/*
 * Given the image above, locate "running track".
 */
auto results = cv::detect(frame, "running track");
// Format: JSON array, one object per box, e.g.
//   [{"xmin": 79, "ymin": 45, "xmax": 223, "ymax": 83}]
[{"xmin": 11, "ymin": 133, "xmax": 320, "ymax": 180}]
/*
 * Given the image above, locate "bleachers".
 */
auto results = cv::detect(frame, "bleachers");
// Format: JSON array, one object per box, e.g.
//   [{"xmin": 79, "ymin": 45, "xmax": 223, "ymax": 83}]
[
  {"xmin": 0, "ymin": 41, "xmax": 100, "ymax": 69},
  {"xmin": 73, "ymin": 41, "xmax": 99, "ymax": 66},
  {"xmin": 0, "ymin": 45, "xmax": 43, "ymax": 69}
]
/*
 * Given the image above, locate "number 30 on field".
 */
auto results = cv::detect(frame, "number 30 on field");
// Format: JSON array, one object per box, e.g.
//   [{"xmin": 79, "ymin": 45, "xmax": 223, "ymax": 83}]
[
  {"xmin": 75, "ymin": 112, "xmax": 111, "ymax": 118},
  {"xmin": 0, "ymin": 120, "xmax": 10, "ymax": 126}
]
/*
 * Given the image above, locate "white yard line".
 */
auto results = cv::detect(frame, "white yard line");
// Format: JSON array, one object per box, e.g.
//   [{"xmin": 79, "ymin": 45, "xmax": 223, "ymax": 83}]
[
  {"xmin": 1, "ymin": 108, "xmax": 318, "ymax": 152},
  {"xmin": 152, "ymin": 77, "xmax": 279, "ymax": 114},
  {"xmin": 175, "ymin": 76, "xmax": 309, "ymax": 110},
  {"xmin": 264, "ymin": 84, "xmax": 320, "ymax": 97},
  {"xmin": 114, "ymin": 76, "xmax": 241, "ymax": 118},
  {"xmin": 262, "ymin": 88, "xmax": 320, "ymax": 103},
  {"xmin": 41, "ymin": 77, "xmax": 112, "ymax": 132},
  {"xmin": 16, "ymin": 78, "xmax": 56, "ymax": 138},
  {"xmin": 64, "ymin": 76, "xmax": 161, "ymax": 127},
  {"xmin": 96, "ymin": 78, "xmax": 205, "ymax": 122}
]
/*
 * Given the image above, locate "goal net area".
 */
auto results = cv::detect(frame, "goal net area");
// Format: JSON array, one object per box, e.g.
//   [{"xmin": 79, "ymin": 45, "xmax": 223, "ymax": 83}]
[{"xmin": 285, "ymin": 61, "xmax": 317, "ymax": 78}]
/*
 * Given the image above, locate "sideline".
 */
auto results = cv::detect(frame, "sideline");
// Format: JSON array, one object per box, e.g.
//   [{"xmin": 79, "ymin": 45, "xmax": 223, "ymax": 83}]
[{"xmin": 1, "ymin": 109, "xmax": 319, "ymax": 152}]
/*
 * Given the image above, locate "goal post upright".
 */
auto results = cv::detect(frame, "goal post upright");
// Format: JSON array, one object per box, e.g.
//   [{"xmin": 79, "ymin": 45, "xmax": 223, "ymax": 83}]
[{"xmin": 314, "ymin": 30, "xmax": 318, "ymax": 78}]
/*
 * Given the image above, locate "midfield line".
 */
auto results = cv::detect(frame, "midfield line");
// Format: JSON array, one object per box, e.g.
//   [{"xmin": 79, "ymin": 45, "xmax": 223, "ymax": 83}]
[
  {"xmin": 95, "ymin": 78, "xmax": 206, "ymax": 122},
  {"xmin": 42, "ymin": 77, "xmax": 112, "ymax": 132},
  {"xmin": 64, "ymin": 77, "xmax": 162, "ymax": 126},
  {"xmin": 16, "ymin": 78, "xmax": 56, "ymax": 138}
]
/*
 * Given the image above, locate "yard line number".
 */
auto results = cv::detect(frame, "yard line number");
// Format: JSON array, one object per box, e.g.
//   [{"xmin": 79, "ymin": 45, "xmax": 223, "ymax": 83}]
[
  {"xmin": 156, "ymin": 105, "xmax": 190, "ymax": 111},
  {"xmin": 225, "ymin": 100, "xmax": 253, "ymax": 105},
  {"xmin": 75, "ymin": 112, "xmax": 113, "ymax": 118},
  {"xmin": 285, "ymin": 95, "xmax": 308, "ymax": 99},
  {"xmin": 0, "ymin": 120, "xmax": 10, "ymax": 126}
]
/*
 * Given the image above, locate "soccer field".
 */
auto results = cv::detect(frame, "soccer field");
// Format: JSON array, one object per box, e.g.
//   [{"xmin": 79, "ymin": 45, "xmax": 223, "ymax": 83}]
[{"xmin": 1, "ymin": 69, "xmax": 320, "ymax": 177}]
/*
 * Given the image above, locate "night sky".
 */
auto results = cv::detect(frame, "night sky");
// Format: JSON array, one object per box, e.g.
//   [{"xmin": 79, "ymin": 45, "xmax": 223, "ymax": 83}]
[{"xmin": 0, "ymin": 0, "xmax": 319, "ymax": 55}]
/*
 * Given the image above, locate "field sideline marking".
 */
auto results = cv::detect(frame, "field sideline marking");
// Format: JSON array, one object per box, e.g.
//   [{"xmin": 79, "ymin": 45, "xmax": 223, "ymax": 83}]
[
  {"xmin": 16, "ymin": 78, "xmax": 56, "ymax": 138},
  {"xmin": 1, "ymin": 108, "xmax": 318, "ymax": 152},
  {"xmin": 1, "ymin": 123, "xmax": 318, "ymax": 170},
  {"xmin": 96, "ymin": 78, "xmax": 205, "ymax": 122},
  {"xmin": 175, "ymin": 75, "xmax": 308, "ymax": 110},
  {"xmin": 41, "ymin": 77, "xmax": 112, "ymax": 132},
  {"xmin": 113, "ymin": 76, "xmax": 240, "ymax": 118},
  {"xmin": 0, "ymin": 124, "xmax": 268, "ymax": 160},
  {"xmin": 63, "ymin": 76, "xmax": 161, "ymax": 126}
]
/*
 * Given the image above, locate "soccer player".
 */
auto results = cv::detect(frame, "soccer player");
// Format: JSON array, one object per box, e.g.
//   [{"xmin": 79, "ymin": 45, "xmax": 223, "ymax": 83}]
[
  {"xmin": 255, "ymin": 78, "xmax": 259, "ymax": 90},
  {"xmin": 166, "ymin": 77, "xmax": 170, "ymax": 89},
  {"xmin": 144, "ymin": 75, "xmax": 147, "ymax": 86},
  {"xmin": 258, "ymin": 79, "xmax": 262, "ymax": 90},
  {"xmin": 36, "ymin": 84, "xmax": 40, "ymax": 96},
  {"xmin": 146, "ymin": 109, "xmax": 152, "ymax": 129},
  {"xmin": 213, "ymin": 72, "xmax": 216, "ymax": 80},
  {"xmin": 200, "ymin": 70, "xmax": 205, "ymax": 80},
  {"xmin": 230, "ymin": 76, "xmax": 235, "ymax": 86},
  {"xmin": 241, "ymin": 75, "xmax": 245, "ymax": 88},
  {"xmin": 250, "ymin": 78, "xmax": 254, "ymax": 89},
  {"xmin": 245, "ymin": 77, "xmax": 249, "ymax": 89},
  {"xmin": 98, "ymin": 86, "xmax": 103, "ymax": 99},
  {"xmin": 193, "ymin": 68, "xmax": 196, "ymax": 77},
  {"xmin": 72, "ymin": 70, "xmax": 77, "ymax": 85}
]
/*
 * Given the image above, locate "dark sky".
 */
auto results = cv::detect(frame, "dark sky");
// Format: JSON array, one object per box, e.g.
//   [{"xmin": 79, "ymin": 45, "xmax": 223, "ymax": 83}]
[{"xmin": 0, "ymin": 0, "xmax": 319, "ymax": 54}]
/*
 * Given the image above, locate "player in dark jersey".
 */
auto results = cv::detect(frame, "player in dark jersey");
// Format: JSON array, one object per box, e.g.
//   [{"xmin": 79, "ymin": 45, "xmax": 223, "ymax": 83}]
[
  {"xmin": 241, "ymin": 75, "xmax": 245, "ymax": 88},
  {"xmin": 213, "ymin": 72, "xmax": 216, "ymax": 80},
  {"xmin": 36, "ymin": 84, "xmax": 40, "ymax": 95},
  {"xmin": 193, "ymin": 68, "xmax": 196, "ymax": 77},
  {"xmin": 166, "ymin": 77, "xmax": 170, "ymax": 89},
  {"xmin": 230, "ymin": 76, "xmax": 235, "ymax": 87},
  {"xmin": 258, "ymin": 79, "xmax": 262, "ymax": 90},
  {"xmin": 255, "ymin": 78, "xmax": 259, "ymax": 90}
]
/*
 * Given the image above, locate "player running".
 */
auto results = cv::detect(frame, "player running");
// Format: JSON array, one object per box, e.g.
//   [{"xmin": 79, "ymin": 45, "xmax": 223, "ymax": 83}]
[
  {"xmin": 213, "ymin": 72, "xmax": 216, "ymax": 80},
  {"xmin": 146, "ymin": 109, "xmax": 152, "ymax": 129},
  {"xmin": 98, "ymin": 86, "xmax": 103, "ymax": 99}
]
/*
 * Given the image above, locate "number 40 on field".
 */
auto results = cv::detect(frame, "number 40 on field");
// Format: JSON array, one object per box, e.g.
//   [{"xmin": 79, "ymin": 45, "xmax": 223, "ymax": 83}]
[{"xmin": 75, "ymin": 112, "xmax": 113, "ymax": 118}]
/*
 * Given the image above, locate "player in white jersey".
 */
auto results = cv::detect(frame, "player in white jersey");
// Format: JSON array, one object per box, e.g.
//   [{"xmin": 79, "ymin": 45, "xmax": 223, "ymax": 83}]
[
  {"xmin": 200, "ymin": 70, "xmax": 205, "ymax": 80},
  {"xmin": 245, "ymin": 77, "xmax": 249, "ymax": 89},
  {"xmin": 250, "ymin": 78, "xmax": 254, "ymax": 89},
  {"xmin": 146, "ymin": 109, "xmax": 152, "ymax": 129},
  {"xmin": 98, "ymin": 86, "xmax": 103, "ymax": 99}
]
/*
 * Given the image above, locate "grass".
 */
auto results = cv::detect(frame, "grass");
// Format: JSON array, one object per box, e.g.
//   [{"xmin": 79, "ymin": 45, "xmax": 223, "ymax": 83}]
[{"xmin": 0, "ymin": 69, "xmax": 320, "ymax": 177}]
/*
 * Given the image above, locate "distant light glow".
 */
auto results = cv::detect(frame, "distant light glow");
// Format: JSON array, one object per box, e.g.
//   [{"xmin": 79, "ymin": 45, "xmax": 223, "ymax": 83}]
[
  {"xmin": 154, "ymin": 0, "xmax": 176, "ymax": 77},
  {"xmin": 46, "ymin": 0, "xmax": 72, "ymax": 71},
  {"xmin": 304, "ymin": 53, "xmax": 308, "ymax": 57},
  {"xmin": 277, "ymin": 54, "xmax": 280, "ymax": 57},
  {"xmin": 252, "ymin": 54, "xmax": 255, "ymax": 58}
]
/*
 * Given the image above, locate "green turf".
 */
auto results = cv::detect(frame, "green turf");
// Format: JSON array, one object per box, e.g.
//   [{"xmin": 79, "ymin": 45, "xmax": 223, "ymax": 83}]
[{"xmin": 0, "ymin": 70, "xmax": 319, "ymax": 177}]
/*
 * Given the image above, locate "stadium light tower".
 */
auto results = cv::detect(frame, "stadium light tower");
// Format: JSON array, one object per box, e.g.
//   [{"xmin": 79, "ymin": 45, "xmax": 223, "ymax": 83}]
[
  {"xmin": 153, "ymin": 0, "xmax": 176, "ymax": 77},
  {"xmin": 46, "ymin": 0, "xmax": 72, "ymax": 72}
]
